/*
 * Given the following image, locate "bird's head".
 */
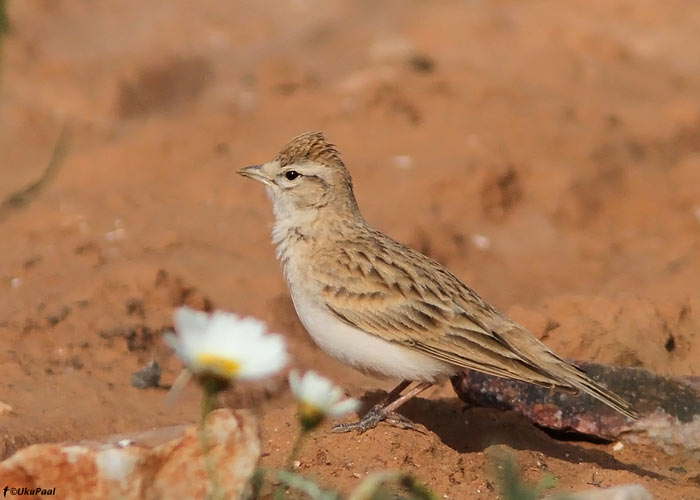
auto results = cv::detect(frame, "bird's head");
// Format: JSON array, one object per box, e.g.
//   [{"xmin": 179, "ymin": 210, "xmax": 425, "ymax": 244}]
[{"xmin": 238, "ymin": 132, "xmax": 359, "ymax": 221}]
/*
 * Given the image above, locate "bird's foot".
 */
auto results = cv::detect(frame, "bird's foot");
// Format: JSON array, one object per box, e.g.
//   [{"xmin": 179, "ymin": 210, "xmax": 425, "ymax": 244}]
[
  {"xmin": 383, "ymin": 412, "xmax": 427, "ymax": 434},
  {"xmin": 332, "ymin": 404, "xmax": 424, "ymax": 434},
  {"xmin": 332, "ymin": 403, "xmax": 385, "ymax": 434}
]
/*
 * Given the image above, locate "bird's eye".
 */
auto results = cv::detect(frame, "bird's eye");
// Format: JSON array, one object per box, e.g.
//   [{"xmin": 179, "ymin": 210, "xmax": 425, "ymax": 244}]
[{"xmin": 285, "ymin": 170, "xmax": 300, "ymax": 181}]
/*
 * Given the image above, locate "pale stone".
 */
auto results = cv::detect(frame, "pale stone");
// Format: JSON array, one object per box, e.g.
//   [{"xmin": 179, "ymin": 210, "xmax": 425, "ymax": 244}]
[
  {"xmin": 0, "ymin": 409, "xmax": 260, "ymax": 500},
  {"xmin": 0, "ymin": 401, "xmax": 13, "ymax": 415}
]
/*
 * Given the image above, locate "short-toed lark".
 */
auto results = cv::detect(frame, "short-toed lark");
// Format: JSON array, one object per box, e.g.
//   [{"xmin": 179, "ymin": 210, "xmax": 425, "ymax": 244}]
[{"xmin": 238, "ymin": 132, "xmax": 639, "ymax": 433}]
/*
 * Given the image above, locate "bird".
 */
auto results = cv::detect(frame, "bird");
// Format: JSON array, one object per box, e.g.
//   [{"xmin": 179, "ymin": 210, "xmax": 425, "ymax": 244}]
[{"xmin": 238, "ymin": 131, "xmax": 640, "ymax": 433}]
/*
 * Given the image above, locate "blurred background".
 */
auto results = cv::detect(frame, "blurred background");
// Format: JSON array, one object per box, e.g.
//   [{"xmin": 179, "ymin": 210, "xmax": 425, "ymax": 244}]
[{"xmin": 1, "ymin": 1, "xmax": 699, "ymax": 495}]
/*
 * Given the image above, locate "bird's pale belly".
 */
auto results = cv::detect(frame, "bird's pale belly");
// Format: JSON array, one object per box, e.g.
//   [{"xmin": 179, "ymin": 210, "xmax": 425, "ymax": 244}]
[{"xmin": 289, "ymin": 288, "xmax": 455, "ymax": 382}]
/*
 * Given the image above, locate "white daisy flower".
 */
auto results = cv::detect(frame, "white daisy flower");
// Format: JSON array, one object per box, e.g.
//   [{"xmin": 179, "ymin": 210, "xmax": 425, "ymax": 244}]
[
  {"xmin": 289, "ymin": 370, "xmax": 360, "ymax": 430},
  {"xmin": 165, "ymin": 306, "xmax": 288, "ymax": 381}
]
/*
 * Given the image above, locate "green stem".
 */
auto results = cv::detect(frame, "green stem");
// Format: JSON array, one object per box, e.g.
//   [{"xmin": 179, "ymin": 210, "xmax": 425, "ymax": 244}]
[
  {"xmin": 0, "ymin": 0, "xmax": 7, "ymax": 40},
  {"xmin": 273, "ymin": 428, "xmax": 308, "ymax": 500},
  {"xmin": 285, "ymin": 429, "xmax": 307, "ymax": 470},
  {"xmin": 247, "ymin": 468, "xmax": 266, "ymax": 500},
  {"xmin": 201, "ymin": 385, "xmax": 216, "ymax": 421},
  {"xmin": 199, "ymin": 386, "xmax": 223, "ymax": 500}
]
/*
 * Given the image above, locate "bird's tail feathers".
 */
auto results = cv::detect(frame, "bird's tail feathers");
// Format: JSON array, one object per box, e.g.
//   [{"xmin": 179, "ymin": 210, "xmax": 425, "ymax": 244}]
[
  {"xmin": 546, "ymin": 356, "xmax": 640, "ymax": 419},
  {"xmin": 495, "ymin": 327, "xmax": 640, "ymax": 419}
]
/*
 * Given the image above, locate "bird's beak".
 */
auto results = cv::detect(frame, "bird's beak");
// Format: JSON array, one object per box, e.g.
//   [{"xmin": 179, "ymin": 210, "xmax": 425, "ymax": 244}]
[{"xmin": 237, "ymin": 164, "xmax": 273, "ymax": 186}]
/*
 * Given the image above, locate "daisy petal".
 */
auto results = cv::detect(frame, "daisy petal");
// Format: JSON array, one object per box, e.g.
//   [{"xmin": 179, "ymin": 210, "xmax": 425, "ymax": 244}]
[
  {"xmin": 328, "ymin": 398, "xmax": 361, "ymax": 417},
  {"xmin": 289, "ymin": 370, "xmax": 358, "ymax": 426},
  {"xmin": 166, "ymin": 307, "xmax": 288, "ymax": 382}
]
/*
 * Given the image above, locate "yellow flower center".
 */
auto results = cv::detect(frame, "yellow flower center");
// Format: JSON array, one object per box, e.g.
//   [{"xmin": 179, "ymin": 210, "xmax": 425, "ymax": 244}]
[
  {"xmin": 298, "ymin": 402, "xmax": 325, "ymax": 431},
  {"xmin": 195, "ymin": 353, "xmax": 241, "ymax": 377}
]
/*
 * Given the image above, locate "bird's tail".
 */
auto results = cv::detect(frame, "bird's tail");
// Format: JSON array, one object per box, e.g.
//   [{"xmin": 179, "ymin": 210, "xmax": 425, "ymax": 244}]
[
  {"xmin": 546, "ymin": 357, "xmax": 640, "ymax": 419},
  {"xmin": 495, "ymin": 327, "xmax": 641, "ymax": 419}
]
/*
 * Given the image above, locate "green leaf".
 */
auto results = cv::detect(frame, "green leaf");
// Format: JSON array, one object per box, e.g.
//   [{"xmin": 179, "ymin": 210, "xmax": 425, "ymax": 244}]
[
  {"xmin": 0, "ymin": 0, "xmax": 7, "ymax": 39},
  {"xmin": 349, "ymin": 471, "xmax": 437, "ymax": 500},
  {"xmin": 275, "ymin": 470, "xmax": 342, "ymax": 500}
]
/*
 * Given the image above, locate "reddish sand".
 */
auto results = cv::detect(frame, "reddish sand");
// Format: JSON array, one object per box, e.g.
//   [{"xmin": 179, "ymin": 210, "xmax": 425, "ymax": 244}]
[{"xmin": 1, "ymin": 1, "xmax": 699, "ymax": 498}]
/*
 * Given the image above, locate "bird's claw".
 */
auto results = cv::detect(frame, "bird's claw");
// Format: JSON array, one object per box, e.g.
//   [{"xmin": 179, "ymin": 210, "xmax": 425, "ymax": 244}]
[
  {"xmin": 383, "ymin": 412, "xmax": 427, "ymax": 434},
  {"xmin": 332, "ymin": 404, "xmax": 425, "ymax": 434},
  {"xmin": 332, "ymin": 403, "xmax": 385, "ymax": 434}
]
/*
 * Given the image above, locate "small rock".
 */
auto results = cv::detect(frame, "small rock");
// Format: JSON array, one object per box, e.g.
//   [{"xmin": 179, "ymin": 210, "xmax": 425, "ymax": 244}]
[
  {"xmin": 0, "ymin": 401, "xmax": 13, "ymax": 415},
  {"xmin": 125, "ymin": 298, "xmax": 145, "ymax": 318},
  {"xmin": 22, "ymin": 255, "xmax": 42, "ymax": 269},
  {"xmin": 471, "ymin": 234, "xmax": 491, "ymax": 250},
  {"xmin": 452, "ymin": 360, "xmax": 700, "ymax": 453},
  {"xmin": 407, "ymin": 54, "xmax": 436, "ymax": 74},
  {"xmin": 392, "ymin": 155, "xmax": 414, "ymax": 169},
  {"xmin": 237, "ymin": 90, "xmax": 257, "ymax": 112},
  {"xmin": 546, "ymin": 484, "xmax": 653, "ymax": 500},
  {"xmin": 105, "ymin": 228, "xmax": 126, "ymax": 242},
  {"xmin": 100, "ymin": 326, "xmax": 154, "ymax": 351},
  {"xmin": 481, "ymin": 164, "xmax": 523, "ymax": 219},
  {"xmin": 369, "ymin": 35, "xmax": 414, "ymax": 66},
  {"xmin": 46, "ymin": 305, "xmax": 71, "ymax": 326},
  {"xmin": 0, "ymin": 409, "xmax": 260, "ymax": 500},
  {"xmin": 131, "ymin": 360, "xmax": 161, "ymax": 389}
]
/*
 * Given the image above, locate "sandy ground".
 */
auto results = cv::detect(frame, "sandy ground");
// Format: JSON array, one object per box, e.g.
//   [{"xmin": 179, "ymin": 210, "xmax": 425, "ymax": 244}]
[{"xmin": 1, "ymin": 1, "xmax": 700, "ymax": 498}]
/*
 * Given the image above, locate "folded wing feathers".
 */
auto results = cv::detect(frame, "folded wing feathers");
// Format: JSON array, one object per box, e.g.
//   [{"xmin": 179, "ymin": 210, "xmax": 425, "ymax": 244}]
[{"xmin": 319, "ymin": 241, "xmax": 640, "ymax": 419}]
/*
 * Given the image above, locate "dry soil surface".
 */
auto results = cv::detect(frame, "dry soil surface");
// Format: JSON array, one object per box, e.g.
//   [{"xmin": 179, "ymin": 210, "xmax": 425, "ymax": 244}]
[{"xmin": 1, "ymin": 1, "xmax": 700, "ymax": 499}]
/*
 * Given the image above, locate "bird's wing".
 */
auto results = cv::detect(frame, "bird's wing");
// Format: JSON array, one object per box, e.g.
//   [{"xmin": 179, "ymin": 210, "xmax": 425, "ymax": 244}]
[
  {"xmin": 314, "ymin": 234, "xmax": 640, "ymax": 419},
  {"xmin": 314, "ymin": 238, "xmax": 560, "ymax": 386}
]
